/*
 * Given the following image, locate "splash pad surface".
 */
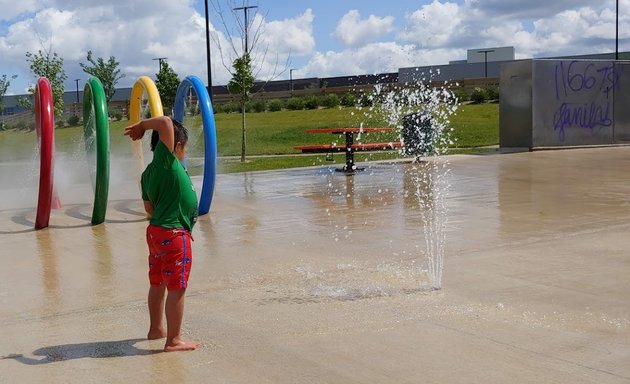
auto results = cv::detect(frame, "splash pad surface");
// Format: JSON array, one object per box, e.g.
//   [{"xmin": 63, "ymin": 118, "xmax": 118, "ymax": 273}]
[{"xmin": 1, "ymin": 148, "xmax": 630, "ymax": 383}]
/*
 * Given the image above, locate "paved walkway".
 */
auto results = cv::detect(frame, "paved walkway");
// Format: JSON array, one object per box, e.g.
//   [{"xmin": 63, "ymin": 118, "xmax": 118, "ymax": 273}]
[{"xmin": 1, "ymin": 147, "xmax": 629, "ymax": 383}]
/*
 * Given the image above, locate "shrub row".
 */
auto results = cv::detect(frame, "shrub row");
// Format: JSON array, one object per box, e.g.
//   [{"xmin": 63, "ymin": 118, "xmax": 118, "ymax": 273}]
[
  {"xmin": 1, "ymin": 111, "xmax": 125, "ymax": 131},
  {"xmin": 452, "ymin": 86, "xmax": 500, "ymax": 104},
  {"xmin": 62, "ymin": 111, "xmax": 123, "ymax": 127},
  {"xmin": 201, "ymin": 85, "xmax": 500, "ymax": 114},
  {"xmin": 0, "ymin": 120, "xmax": 34, "ymax": 131},
  {"xmin": 214, "ymin": 92, "xmax": 359, "ymax": 113}
]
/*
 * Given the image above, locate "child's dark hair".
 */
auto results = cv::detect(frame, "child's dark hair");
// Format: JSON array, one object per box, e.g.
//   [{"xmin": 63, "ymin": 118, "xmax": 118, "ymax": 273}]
[{"xmin": 150, "ymin": 118, "xmax": 189, "ymax": 151}]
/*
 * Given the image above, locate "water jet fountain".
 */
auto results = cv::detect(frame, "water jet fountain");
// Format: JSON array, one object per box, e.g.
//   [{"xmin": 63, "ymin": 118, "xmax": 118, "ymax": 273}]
[{"xmin": 364, "ymin": 74, "xmax": 458, "ymax": 290}]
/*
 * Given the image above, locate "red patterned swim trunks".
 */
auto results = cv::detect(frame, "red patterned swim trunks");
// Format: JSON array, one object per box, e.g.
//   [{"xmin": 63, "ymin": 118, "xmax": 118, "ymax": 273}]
[{"xmin": 146, "ymin": 225, "xmax": 192, "ymax": 290}]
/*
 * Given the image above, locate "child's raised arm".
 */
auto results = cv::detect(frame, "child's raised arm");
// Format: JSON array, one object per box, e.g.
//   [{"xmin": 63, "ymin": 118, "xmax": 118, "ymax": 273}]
[{"xmin": 124, "ymin": 116, "xmax": 175, "ymax": 151}]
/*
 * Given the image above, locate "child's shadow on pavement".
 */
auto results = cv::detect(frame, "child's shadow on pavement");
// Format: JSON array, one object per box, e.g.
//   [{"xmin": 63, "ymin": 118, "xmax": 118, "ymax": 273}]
[{"xmin": 2, "ymin": 338, "xmax": 161, "ymax": 365}]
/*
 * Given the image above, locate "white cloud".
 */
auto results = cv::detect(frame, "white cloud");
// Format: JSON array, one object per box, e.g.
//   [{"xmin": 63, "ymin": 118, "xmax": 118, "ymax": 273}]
[
  {"xmin": 263, "ymin": 9, "xmax": 315, "ymax": 56},
  {"xmin": 46, "ymin": 0, "xmax": 195, "ymax": 19},
  {"xmin": 299, "ymin": 42, "xmax": 457, "ymax": 78},
  {"xmin": 0, "ymin": 1, "xmax": 628, "ymax": 95},
  {"xmin": 0, "ymin": 1, "xmax": 220, "ymax": 92},
  {"xmin": 468, "ymin": 0, "xmax": 596, "ymax": 19},
  {"xmin": 399, "ymin": 1, "xmax": 464, "ymax": 49},
  {"xmin": 140, "ymin": 13, "xmax": 208, "ymax": 81},
  {"xmin": 480, "ymin": 4, "xmax": 628, "ymax": 58},
  {"xmin": 211, "ymin": 9, "xmax": 316, "ymax": 84},
  {"xmin": 333, "ymin": 10, "xmax": 395, "ymax": 47},
  {"xmin": 0, "ymin": 0, "xmax": 39, "ymax": 20},
  {"xmin": 478, "ymin": 22, "xmax": 535, "ymax": 56},
  {"xmin": 395, "ymin": 1, "xmax": 627, "ymax": 60},
  {"xmin": 245, "ymin": 9, "xmax": 316, "ymax": 83},
  {"xmin": 534, "ymin": 7, "xmax": 616, "ymax": 41}
]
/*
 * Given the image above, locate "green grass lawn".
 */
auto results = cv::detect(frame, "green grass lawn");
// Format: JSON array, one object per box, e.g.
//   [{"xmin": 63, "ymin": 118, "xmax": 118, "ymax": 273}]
[
  {"xmin": 449, "ymin": 102, "xmax": 499, "ymax": 147},
  {"xmin": 0, "ymin": 103, "xmax": 499, "ymax": 173},
  {"xmin": 206, "ymin": 107, "xmax": 395, "ymax": 156}
]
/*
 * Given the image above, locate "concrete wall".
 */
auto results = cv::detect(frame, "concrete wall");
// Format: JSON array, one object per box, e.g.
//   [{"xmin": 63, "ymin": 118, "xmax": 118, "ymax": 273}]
[
  {"xmin": 499, "ymin": 60, "xmax": 532, "ymax": 148},
  {"xmin": 500, "ymin": 59, "xmax": 630, "ymax": 148}
]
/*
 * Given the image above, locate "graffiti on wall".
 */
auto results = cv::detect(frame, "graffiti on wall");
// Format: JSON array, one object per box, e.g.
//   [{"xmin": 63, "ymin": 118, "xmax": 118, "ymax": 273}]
[{"xmin": 552, "ymin": 61, "xmax": 620, "ymax": 142}]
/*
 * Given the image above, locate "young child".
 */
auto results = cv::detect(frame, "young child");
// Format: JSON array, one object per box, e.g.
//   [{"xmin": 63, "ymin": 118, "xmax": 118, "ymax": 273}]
[{"xmin": 124, "ymin": 116, "xmax": 199, "ymax": 352}]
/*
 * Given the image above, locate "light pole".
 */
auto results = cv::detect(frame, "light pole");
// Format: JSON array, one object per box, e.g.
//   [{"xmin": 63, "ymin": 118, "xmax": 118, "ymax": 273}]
[
  {"xmin": 616, "ymin": 0, "xmax": 619, "ymax": 60},
  {"xmin": 75, "ymin": 79, "xmax": 80, "ymax": 103},
  {"xmin": 290, "ymin": 68, "xmax": 295, "ymax": 95},
  {"xmin": 233, "ymin": 2, "xmax": 258, "ymax": 54},
  {"xmin": 204, "ymin": 0, "xmax": 213, "ymax": 102},
  {"xmin": 477, "ymin": 49, "xmax": 495, "ymax": 79},
  {"xmin": 152, "ymin": 57, "xmax": 168, "ymax": 73},
  {"xmin": 75, "ymin": 78, "xmax": 80, "ymax": 116}
]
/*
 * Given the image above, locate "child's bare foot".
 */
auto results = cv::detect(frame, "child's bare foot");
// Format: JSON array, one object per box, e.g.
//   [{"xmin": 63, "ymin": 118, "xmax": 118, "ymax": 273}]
[
  {"xmin": 164, "ymin": 339, "xmax": 199, "ymax": 352},
  {"xmin": 147, "ymin": 327, "xmax": 167, "ymax": 340}
]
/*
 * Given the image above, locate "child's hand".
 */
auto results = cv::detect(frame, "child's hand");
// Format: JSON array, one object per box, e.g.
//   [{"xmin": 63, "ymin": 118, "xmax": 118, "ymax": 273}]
[{"xmin": 124, "ymin": 122, "xmax": 145, "ymax": 141}]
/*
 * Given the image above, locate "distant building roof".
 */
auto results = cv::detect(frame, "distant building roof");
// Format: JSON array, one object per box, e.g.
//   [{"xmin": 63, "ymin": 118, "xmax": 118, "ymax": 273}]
[{"xmin": 4, "ymin": 48, "xmax": 630, "ymax": 113}]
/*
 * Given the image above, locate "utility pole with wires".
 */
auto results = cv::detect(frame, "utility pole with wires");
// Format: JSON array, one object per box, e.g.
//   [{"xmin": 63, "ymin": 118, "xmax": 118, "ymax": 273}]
[
  {"xmin": 152, "ymin": 57, "xmax": 168, "ymax": 73},
  {"xmin": 204, "ymin": 0, "xmax": 213, "ymax": 102},
  {"xmin": 233, "ymin": 2, "xmax": 258, "ymax": 54}
]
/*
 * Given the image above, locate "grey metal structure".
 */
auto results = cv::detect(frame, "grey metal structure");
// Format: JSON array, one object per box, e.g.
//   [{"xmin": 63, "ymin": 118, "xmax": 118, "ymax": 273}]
[
  {"xmin": 500, "ymin": 59, "xmax": 630, "ymax": 148},
  {"xmin": 399, "ymin": 61, "xmax": 505, "ymax": 84},
  {"xmin": 467, "ymin": 46, "xmax": 515, "ymax": 63}
]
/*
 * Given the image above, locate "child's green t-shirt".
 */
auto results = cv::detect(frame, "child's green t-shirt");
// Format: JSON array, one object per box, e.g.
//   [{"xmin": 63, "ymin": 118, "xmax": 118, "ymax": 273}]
[{"xmin": 141, "ymin": 140, "xmax": 198, "ymax": 231}]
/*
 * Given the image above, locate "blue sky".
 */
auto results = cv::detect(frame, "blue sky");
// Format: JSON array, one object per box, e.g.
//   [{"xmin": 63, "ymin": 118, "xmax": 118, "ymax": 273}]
[{"xmin": 0, "ymin": 0, "xmax": 626, "ymax": 95}]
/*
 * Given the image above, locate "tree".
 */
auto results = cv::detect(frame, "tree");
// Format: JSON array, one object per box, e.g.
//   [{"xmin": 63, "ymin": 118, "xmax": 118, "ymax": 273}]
[
  {"xmin": 79, "ymin": 50, "xmax": 125, "ymax": 103},
  {"xmin": 155, "ymin": 61, "xmax": 180, "ymax": 116},
  {"xmin": 211, "ymin": 0, "xmax": 291, "ymax": 162},
  {"xmin": 0, "ymin": 74, "xmax": 17, "ymax": 126},
  {"xmin": 227, "ymin": 53, "xmax": 254, "ymax": 161},
  {"xmin": 25, "ymin": 49, "xmax": 67, "ymax": 117}
]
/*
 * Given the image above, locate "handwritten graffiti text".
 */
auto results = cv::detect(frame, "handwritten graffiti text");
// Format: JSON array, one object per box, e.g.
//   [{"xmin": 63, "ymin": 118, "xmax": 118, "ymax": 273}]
[
  {"xmin": 552, "ymin": 61, "xmax": 620, "ymax": 142},
  {"xmin": 553, "ymin": 102, "xmax": 612, "ymax": 142},
  {"xmin": 555, "ymin": 61, "xmax": 619, "ymax": 100}
]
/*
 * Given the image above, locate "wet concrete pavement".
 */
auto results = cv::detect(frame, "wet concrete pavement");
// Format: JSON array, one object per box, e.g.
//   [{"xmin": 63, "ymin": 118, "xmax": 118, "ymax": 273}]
[{"xmin": 1, "ymin": 147, "xmax": 630, "ymax": 383}]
